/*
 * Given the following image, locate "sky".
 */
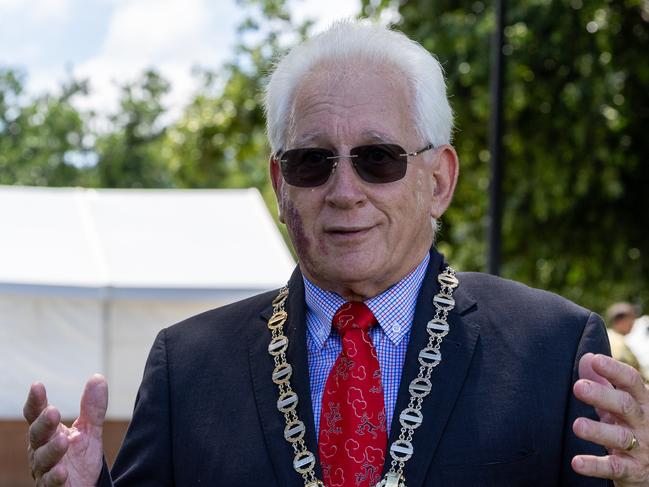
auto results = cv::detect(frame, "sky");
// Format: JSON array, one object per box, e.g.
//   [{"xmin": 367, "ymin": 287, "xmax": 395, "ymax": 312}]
[{"xmin": 0, "ymin": 0, "xmax": 360, "ymax": 117}]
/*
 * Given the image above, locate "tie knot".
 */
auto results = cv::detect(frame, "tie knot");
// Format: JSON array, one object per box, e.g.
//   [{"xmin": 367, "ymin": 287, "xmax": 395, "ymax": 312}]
[{"xmin": 332, "ymin": 301, "xmax": 377, "ymax": 336}]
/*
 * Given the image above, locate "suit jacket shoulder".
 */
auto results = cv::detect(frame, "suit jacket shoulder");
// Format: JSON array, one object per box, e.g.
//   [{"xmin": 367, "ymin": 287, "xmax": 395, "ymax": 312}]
[
  {"xmin": 109, "ymin": 287, "xmax": 288, "ymax": 486},
  {"xmin": 457, "ymin": 271, "xmax": 604, "ymax": 351},
  {"xmin": 459, "ymin": 270, "xmax": 593, "ymax": 318}
]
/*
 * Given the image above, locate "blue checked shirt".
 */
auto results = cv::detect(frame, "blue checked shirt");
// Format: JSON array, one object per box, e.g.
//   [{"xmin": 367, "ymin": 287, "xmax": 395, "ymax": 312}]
[{"xmin": 304, "ymin": 253, "xmax": 430, "ymax": 438}]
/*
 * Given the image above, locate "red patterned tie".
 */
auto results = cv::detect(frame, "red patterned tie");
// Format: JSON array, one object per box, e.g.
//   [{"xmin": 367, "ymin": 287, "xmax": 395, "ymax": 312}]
[{"xmin": 318, "ymin": 302, "xmax": 387, "ymax": 487}]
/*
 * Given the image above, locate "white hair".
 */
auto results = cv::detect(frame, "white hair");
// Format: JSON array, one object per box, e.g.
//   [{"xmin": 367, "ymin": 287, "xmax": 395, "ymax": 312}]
[{"xmin": 264, "ymin": 19, "xmax": 454, "ymax": 153}]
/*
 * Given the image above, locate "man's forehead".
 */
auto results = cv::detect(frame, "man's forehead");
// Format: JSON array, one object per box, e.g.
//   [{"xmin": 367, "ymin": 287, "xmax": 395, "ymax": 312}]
[
  {"xmin": 295, "ymin": 60, "xmax": 407, "ymax": 96},
  {"xmin": 286, "ymin": 65, "xmax": 415, "ymax": 149}
]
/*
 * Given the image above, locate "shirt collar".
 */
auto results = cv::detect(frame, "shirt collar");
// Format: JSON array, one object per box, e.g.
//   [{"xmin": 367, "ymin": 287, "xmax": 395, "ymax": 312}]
[{"xmin": 304, "ymin": 253, "xmax": 430, "ymax": 350}]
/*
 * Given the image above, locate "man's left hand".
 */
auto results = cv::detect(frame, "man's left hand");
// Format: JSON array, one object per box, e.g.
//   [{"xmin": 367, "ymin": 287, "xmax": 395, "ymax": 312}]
[{"xmin": 573, "ymin": 352, "xmax": 649, "ymax": 486}]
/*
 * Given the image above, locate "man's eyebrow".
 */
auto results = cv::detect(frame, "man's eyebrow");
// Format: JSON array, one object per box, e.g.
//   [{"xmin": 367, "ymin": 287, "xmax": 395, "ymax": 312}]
[
  {"xmin": 289, "ymin": 130, "xmax": 398, "ymax": 149},
  {"xmin": 360, "ymin": 131, "xmax": 396, "ymax": 144},
  {"xmin": 292, "ymin": 133, "xmax": 321, "ymax": 146}
]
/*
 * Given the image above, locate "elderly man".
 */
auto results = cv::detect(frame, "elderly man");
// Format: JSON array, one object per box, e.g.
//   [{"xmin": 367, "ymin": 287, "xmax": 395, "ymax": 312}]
[{"xmin": 24, "ymin": 21, "xmax": 649, "ymax": 487}]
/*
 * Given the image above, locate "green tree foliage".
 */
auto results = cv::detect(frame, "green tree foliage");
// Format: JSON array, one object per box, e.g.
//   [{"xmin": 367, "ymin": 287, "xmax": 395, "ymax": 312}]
[
  {"xmin": 95, "ymin": 70, "xmax": 173, "ymax": 188},
  {"xmin": 0, "ymin": 68, "xmax": 92, "ymax": 186},
  {"xmin": 0, "ymin": 0, "xmax": 307, "ymax": 198},
  {"xmin": 160, "ymin": 63, "xmax": 270, "ymax": 191},
  {"xmin": 363, "ymin": 0, "xmax": 649, "ymax": 312}
]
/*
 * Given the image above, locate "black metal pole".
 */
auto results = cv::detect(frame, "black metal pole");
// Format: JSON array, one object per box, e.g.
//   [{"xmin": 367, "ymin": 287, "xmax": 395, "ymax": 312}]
[{"xmin": 487, "ymin": 0, "xmax": 506, "ymax": 275}]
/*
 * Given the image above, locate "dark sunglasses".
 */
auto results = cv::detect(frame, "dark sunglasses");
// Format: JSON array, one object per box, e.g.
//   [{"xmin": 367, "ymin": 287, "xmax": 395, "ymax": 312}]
[{"xmin": 276, "ymin": 143, "xmax": 435, "ymax": 187}]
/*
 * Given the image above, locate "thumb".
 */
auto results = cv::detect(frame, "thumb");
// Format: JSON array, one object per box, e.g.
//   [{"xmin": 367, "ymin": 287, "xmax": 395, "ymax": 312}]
[{"xmin": 77, "ymin": 374, "xmax": 108, "ymax": 433}]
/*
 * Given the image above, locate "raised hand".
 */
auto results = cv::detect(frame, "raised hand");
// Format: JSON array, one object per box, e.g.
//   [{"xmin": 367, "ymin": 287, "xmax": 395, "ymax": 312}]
[
  {"xmin": 573, "ymin": 353, "xmax": 649, "ymax": 486},
  {"xmin": 24, "ymin": 375, "xmax": 108, "ymax": 486}
]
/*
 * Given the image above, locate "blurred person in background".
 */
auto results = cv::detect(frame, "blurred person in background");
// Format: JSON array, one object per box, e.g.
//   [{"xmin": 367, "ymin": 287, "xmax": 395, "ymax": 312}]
[{"xmin": 606, "ymin": 302, "xmax": 642, "ymax": 376}]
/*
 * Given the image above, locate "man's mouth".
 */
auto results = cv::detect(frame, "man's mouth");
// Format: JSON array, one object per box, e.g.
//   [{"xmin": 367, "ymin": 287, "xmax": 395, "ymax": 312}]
[{"xmin": 325, "ymin": 226, "xmax": 375, "ymax": 237}]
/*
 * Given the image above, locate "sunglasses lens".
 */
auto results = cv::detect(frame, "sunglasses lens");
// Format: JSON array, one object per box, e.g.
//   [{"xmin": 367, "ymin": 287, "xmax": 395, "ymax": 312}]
[
  {"xmin": 279, "ymin": 144, "xmax": 409, "ymax": 187},
  {"xmin": 280, "ymin": 148, "xmax": 335, "ymax": 187},
  {"xmin": 352, "ymin": 144, "xmax": 407, "ymax": 183}
]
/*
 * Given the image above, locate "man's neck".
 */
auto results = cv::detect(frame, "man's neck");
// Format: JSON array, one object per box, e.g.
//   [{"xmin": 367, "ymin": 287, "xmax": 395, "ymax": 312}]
[{"xmin": 301, "ymin": 249, "xmax": 432, "ymax": 301}]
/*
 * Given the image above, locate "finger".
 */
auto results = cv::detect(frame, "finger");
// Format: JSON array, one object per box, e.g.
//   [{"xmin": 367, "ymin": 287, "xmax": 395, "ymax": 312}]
[
  {"xmin": 33, "ymin": 431, "xmax": 69, "ymax": 476},
  {"xmin": 573, "ymin": 417, "xmax": 636, "ymax": 451},
  {"xmin": 29, "ymin": 406, "xmax": 61, "ymax": 450},
  {"xmin": 40, "ymin": 463, "xmax": 68, "ymax": 486},
  {"xmin": 572, "ymin": 454, "xmax": 634, "ymax": 480},
  {"xmin": 24, "ymin": 382, "xmax": 48, "ymax": 424},
  {"xmin": 592, "ymin": 354, "xmax": 646, "ymax": 402},
  {"xmin": 573, "ymin": 379, "xmax": 643, "ymax": 426},
  {"xmin": 579, "ymin": 353, "xmax": 613, "ymax": 388},
  {"xmin": 75, "ymin": 374, "xmax": 108, "ymax": 432},
  {"xmin": 577, "ymin": 355, "xmax": 616, "ymax": 421}
]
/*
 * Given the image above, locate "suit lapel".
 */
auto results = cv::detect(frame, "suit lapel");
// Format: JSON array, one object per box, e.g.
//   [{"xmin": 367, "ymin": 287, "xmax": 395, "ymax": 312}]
[
  {"xmin": 247, "ymin": 266, "xmax": 320, "ymax": 487},
  {"xmin": 384, "ymin": 249, "xmax": 480, "ymax": 487}
]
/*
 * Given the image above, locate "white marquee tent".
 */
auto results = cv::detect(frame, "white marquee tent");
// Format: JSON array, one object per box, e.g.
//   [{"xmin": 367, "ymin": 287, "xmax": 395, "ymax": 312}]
[{"xmin": 0, "ymin": 186, "xmax": 295, "ymax": 419}]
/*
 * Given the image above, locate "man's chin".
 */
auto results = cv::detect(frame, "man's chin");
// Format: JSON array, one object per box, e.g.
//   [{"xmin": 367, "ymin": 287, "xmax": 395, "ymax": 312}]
[{"xmin": 316, "ymin": 264, "xmax": 384, "ymax": 294}]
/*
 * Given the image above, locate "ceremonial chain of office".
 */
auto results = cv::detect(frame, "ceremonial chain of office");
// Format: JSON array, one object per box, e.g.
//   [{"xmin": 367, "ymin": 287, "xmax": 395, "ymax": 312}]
[{"xmin": 266, "ymin": 266, "xmax": 459, "ymax": 487}]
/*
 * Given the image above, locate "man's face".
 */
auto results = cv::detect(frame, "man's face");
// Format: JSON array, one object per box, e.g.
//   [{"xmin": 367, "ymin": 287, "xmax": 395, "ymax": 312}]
[
  {"xmin": 613, "ymin": 314, "xmax": 636, "ymax": 335},
  {"xmin": 271, "ymin": 64, "xmax": 457, "ymax": 299}
]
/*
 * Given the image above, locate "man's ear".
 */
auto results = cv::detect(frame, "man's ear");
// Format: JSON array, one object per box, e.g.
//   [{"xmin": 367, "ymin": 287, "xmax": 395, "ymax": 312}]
[
  {"xmin": 430, "ymin": 145, "xmax": 459, "ymax": 219},
  {"xmin": 269, "ymin": 155, "xmax": 286, "ymax": 223}
]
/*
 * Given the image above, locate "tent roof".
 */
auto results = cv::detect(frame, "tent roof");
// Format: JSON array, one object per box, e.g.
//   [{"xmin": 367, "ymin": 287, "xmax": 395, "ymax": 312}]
[{"xmin": 0, "ymin": 186, "xmax": 295, "ymax": 295}]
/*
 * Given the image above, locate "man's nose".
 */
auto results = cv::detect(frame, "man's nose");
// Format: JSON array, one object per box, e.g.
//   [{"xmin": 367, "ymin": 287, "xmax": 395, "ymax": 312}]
[{"xmin": 324, "ymin": 156, "xmax": 367, "ymax": 208}]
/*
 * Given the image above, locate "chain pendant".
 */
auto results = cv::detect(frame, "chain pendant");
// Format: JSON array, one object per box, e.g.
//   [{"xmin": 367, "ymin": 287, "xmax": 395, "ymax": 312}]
[{"xmin": 375, "ymin": 472, "xmax": 406, "ymax": 487}]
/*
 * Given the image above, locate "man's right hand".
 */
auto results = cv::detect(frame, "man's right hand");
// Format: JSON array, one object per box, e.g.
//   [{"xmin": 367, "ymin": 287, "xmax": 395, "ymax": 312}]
[{"xmin": 23, "ymin": 375, "xmax": 108, "ymax": 486}]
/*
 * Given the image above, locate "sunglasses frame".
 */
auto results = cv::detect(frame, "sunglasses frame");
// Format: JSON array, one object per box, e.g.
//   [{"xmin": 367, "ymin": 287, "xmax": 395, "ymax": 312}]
[{"xmin": 276, "ymin": 142, "xmax": 435, "ymax": 187}]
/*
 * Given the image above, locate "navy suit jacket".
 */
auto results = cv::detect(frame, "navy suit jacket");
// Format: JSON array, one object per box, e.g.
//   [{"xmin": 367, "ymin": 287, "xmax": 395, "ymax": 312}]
[{"xmin": 101, "ymin": 249, "xmax": 612, "ymax": 486}]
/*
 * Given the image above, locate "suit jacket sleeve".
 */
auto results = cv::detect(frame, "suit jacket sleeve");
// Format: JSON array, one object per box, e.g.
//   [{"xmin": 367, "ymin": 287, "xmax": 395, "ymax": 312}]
[
  {"xmin": 561, "ymin": 311, "xmax": 614, "ymax": 486},
  {"xmin": 99, "ymin": 328, "xmax": 174, "ymax": 486}
]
